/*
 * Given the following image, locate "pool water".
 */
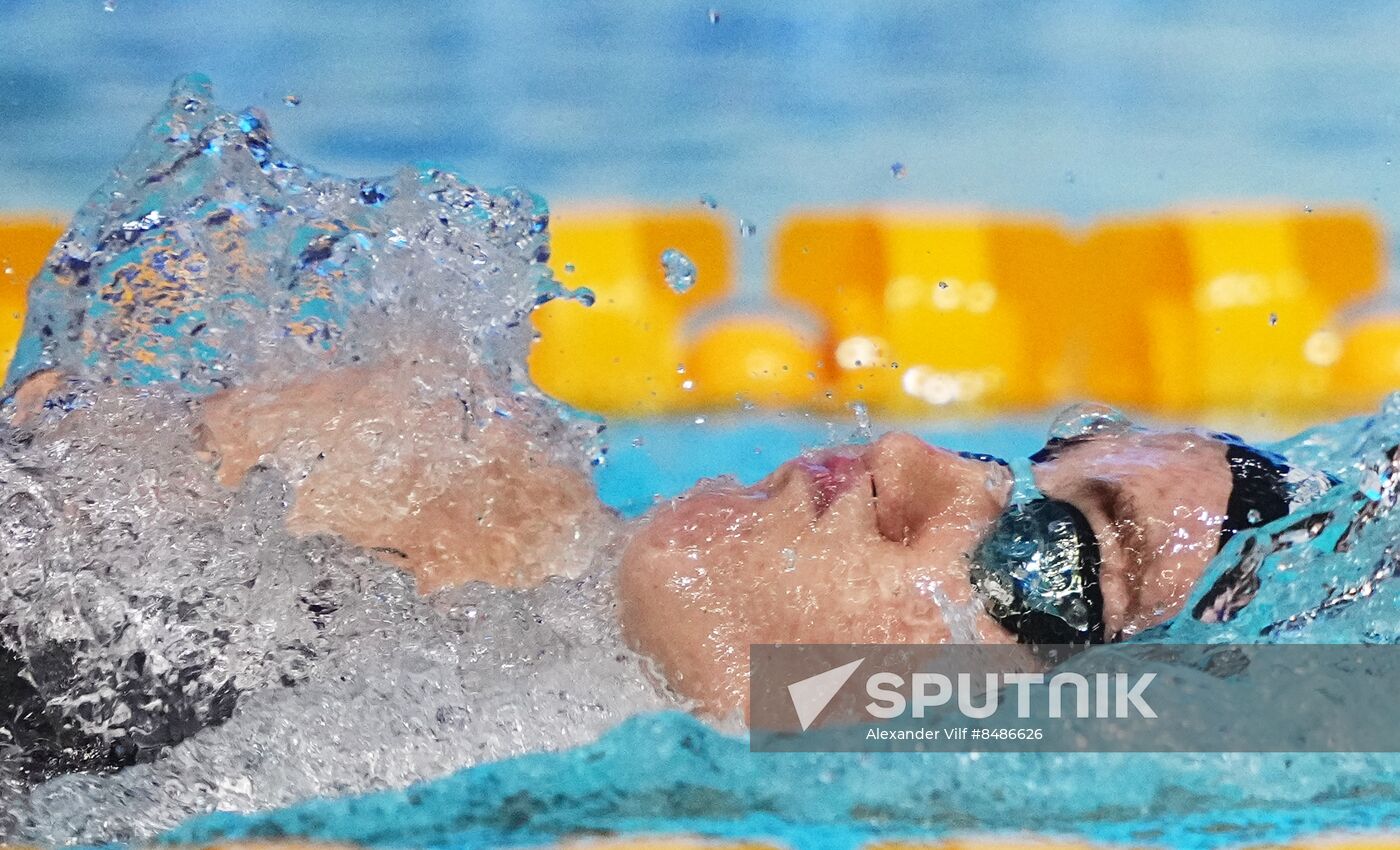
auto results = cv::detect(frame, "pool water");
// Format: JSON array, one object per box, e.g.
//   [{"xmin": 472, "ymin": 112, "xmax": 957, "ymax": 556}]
[
  {"xmin": 156, "ymin": 711, "xmax": 1400, "ymax": 850},
  {"xmin": 6, "ymin": 1, "xmax": 1400, "ymax": 292}
]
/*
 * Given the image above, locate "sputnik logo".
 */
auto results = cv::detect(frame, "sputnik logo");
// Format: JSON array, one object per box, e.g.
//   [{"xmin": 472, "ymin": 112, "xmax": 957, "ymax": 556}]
[{"xmin": 787, "ymin": 658, "xmax": 865, "ymax": 731}]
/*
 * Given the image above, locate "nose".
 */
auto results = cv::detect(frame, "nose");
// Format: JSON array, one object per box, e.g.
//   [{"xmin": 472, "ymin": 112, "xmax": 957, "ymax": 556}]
[{"xmin": 864, "ymin": 432, "xmax": 1011, "ymax": 544}]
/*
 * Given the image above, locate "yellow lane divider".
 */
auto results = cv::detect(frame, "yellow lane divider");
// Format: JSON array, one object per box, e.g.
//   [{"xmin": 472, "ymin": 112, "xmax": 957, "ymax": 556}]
[
  {"xmin": 1, "ymin": 206, "xmax": 1394, "ymax": 418},
  {"xmin": 683, "ymin": 313, "xmax": 828, "ymax": 409},
  {"xmin": 528, "ymin": 206, "xmax": 732, "ymax": 414},
  {"xmin": 774, "ymin": 210, "xmax": 1079, "ymax": 412},
  {"xmin": 1081, "ymin": 206, "xmax": 1381, "ymax": 413},
  {"xmin": 1334, "ymin": 315, "xmax": 1400, "ymax": 412}
]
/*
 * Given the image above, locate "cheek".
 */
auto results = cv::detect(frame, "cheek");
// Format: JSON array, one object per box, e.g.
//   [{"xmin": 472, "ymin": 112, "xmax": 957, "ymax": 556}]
[
  {"xmin": 618, "ymin": 492, "xmax": 801, "ymax": 627},
  {"xmin": 617, "ymin": 505, "xmax": 805, "ymax": 713},
  {"xmin": 626, "ymin": 485, "xmax": 786, "ymax": 562}
]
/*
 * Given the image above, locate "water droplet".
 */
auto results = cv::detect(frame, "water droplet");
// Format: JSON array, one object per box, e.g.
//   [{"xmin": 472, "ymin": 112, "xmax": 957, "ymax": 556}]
[
  {"xmin": 631, "ymin": 436, "xmax": 645, "ymax": 447},
  {"xmin": 681, "ymin": 379, "xmax": 695, "ymax": 391},
  {"xmin": 698, "ymin": 193, "xmax": 718, "ymax": 209},
  {"xmin": 739, "ymin": 219, "xmax": 757, "ymax": 238},
  {"xmin": 660, "ymin": 248, "xmax": 697, "ymax": 294},
  {"xmin": 1269, "ymin": 312, "xmax": 1279, "ymax": 326},
  {"xmin": 781, "ymin": 548, "xmax": 798, "ymax": 573},
  {"xmin": 694, "ymin": 416, "xmax": 707, "ymax": 425},
  {"xmin": 676, "ymin": 363, "xmax": 687, "ymax": 374},
  {"xmin": 1247, "ymin": 508, "xmax": 1263, "ymax": 524},
  {"xmin": 282, "ymin": 94, "xmax": 301, "ymax": 108},
  {"xmin": 102, "ymin": 0, "xmax": 116, "ymax": 10},
  {"xmin": 849, "ymin": 401, "xmax": 873, "ymax": 444},
  {"xmin": 1064, "ymin": 170, "xmax": 1076, "ymax": 184},
  {"xmin": 938, "ymin": 281, "xmax": 949, "ymax": 289},
  {"xmin": 708, "ymin": 8, "xmax": 720, "ymax": 24},
  {"xmin": 1303, "ymin": 205, "xmax": 1314, "ymax": 214},
  {"xmin": 573, "ymin": 286, "xmax": 596, "ymax": 307},
  {"xmin": 890, "ymin": 162, "xmax": 907, "ymax": 179},
  {"xmin": 1046, "ymin": 402, "xmax": 1133, "ymax": 442},
  {"xmin": 563, "ymin": 263, "xmax": 575, "ymax": 273}
]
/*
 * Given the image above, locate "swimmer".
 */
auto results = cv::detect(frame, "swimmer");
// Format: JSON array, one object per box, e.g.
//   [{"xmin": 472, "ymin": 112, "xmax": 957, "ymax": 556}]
[
  {"xmin": 0, "ymin": 369, "xmax": 1343, "ymax": 769},
  {"xmin": 618, "ymin": 417, "xmax": 1337, "ymax": 714}
]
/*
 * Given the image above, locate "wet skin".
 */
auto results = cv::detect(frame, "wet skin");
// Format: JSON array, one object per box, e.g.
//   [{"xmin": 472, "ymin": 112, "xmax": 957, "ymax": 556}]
[{"xmin": 618, "ymin": 430, "xmax": 1234, "ymax": 715}]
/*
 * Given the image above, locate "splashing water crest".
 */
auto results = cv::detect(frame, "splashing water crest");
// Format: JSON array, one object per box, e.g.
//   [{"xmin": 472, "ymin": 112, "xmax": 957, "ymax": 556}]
[
  {"xmin": 5, "ymin": 76, "xmax": 1400, "ymax": 850},
  {"xmin": 1045, "ymin": 401, "xmax": 1135, "ymax": 442},
  {"xmin": 0, "ymin": 76, "xmax": 676, "ymax": 843}
]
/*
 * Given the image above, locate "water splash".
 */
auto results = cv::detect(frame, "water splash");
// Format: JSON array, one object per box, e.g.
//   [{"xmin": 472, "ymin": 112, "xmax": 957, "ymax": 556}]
[
  {"xmin": 1045, "ymin": 401, "xmax": 1134, "ymax": 441},
  {"xmin": 847, "ymin": 400, "xmax": 872, "ymax": 444},
  {"xmin": 5, "ymin": 73, "xmax": 580, "ymax": 415},
  {"xmin": 0, "ymin": 76, "xmax": 675, "ymax": 844}
]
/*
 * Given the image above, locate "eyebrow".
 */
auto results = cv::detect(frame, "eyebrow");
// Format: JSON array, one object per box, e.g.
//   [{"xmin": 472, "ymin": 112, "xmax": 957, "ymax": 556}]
[
  {"xmin": 1072, "ymin": 477, "xmax": 1150, "ymax": 571},
  {"xmin": 1077, "ymin": 478, "xmax": 1135, "ymax": 526},
  {"xmin": 1028, "ymin": 434, "xmax": 1099, "ymax": 464}
]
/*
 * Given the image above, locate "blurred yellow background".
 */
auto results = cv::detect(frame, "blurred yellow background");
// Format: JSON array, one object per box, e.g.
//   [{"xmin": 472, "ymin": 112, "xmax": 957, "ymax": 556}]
[
  {"xmin": 4, "ymin": 206, "xmax": 1397, "ymax": 423},
  {"xmin": 527, "ymin": 203, "xmax": 1396, "ymax": 420}
]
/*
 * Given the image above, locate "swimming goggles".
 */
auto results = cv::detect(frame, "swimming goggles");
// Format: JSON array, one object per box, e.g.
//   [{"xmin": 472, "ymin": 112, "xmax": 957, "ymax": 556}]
[
  {"xmin": 969, "ymin": 433, "xmax": 1304, "ymax": 644},
  {"xmin": 967, "ymin": 455, "xmax": 1106, "ymax": 645}
]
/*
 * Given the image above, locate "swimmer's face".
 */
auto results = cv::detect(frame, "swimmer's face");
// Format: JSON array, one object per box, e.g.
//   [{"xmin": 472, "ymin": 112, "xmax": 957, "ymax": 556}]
[{"xmin": 619, "ymin": 429, "xmax": 1234, "ymax": 715}]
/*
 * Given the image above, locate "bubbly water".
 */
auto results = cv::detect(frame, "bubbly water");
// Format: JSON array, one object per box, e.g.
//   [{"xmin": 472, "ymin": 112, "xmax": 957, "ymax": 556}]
[
  {"xmin": 5, "ymin": 77, "xmax": 1400, "ymax": 850},
  {"xmin": 0, "ymin": 76, "xmax": 676, "ymax": 843}
]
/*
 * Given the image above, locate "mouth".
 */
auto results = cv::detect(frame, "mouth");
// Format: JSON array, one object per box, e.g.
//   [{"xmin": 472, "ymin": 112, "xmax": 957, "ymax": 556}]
[{"xmin": 792, "ymin": 449, "xmax": 875, "ymax": 518}]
